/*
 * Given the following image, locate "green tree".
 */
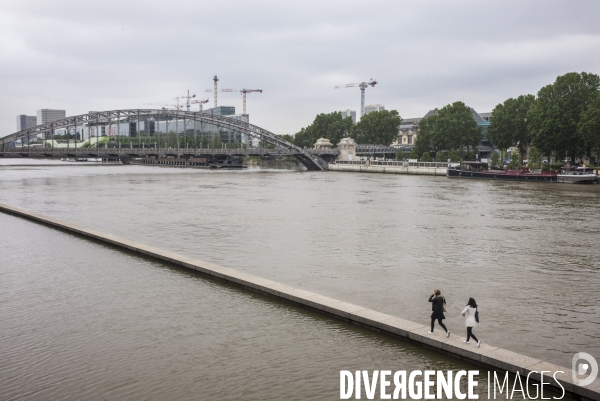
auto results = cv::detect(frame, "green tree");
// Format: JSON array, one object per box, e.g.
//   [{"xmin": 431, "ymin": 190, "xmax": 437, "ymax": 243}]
[
  {"xmin": 421, "ymin": 152, "xmax": 432, "ymax": 162},
  {"xmin": 413, "ymin": 114, "xmax": 437, "ymax": 157},
  {"xmin": 353, "ymin": 110, "xmax": 402, "ymax": 145},
  {"xmin": 167, "ymin": 131, "xmax": 178, "ymax": 148},
  {"xmin": 293, "ymin": 127, "xmax": 313, "ymax": 148},
  {"xmin": 294, "ymin": 112, "xmax": 353, "ymax": 148},
  {"xmin": 490, "ymin": 151, "xmax": 500, "ymax": 167},
  {"xmin": 527, "ymin": 147, "xmax": 542, "ymax": 169},
  {"xmin": 414, "ymin": 102, "xmax": 482, "ymax": 155},
  {"xmin": 449, "ymin": 149, "xmax": 461, "ymax": 162},
  {"xmin": 579, "ymin": 92, "xmax": 600, "ymax": 161},
  {"xmin": 463, "ymin": 150, "xmax": 476, "ymax": 161},
  {"xmin": 434, "ymin": 101, "xmax": 482, "ymax": 151},
  {"xmin": 435, "ymin": 150, "xmax": 448, "ymax": 162},
  {"xmin": 278, "ymin": 134, "xmax": 296, "ymax": 144},
  {"xmin": 395, "ymin": 149, "xmax": 405, "ymax": 160},
  {"xmin": 486, "ymin": 95, "xmax": 535, "ymax": 164},
  {"xmin": 408, "ymin": 148, "xmax": 419, "ymax": 160},
  {"xmin": 528, "ymin": 72, "xmax": 600, "ymax": 162},
  {"xmin": 508, "ymin": 150, "xmax": 521, "ymax": 169}
]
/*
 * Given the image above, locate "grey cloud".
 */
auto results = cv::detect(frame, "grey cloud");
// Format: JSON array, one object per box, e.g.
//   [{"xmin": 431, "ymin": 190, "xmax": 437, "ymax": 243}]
[{"xmin": 1, "ymin": 0, "xmax": 599, "ymax": 136}]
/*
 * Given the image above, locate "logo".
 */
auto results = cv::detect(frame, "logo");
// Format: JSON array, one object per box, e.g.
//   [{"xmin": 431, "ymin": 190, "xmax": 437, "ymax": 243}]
[{"xmin": 572, "ymin": 352, "xmax": 598, "ymax": 387}]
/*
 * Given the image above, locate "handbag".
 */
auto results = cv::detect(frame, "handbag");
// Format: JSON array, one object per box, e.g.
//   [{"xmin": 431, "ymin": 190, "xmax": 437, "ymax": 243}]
[{"xmin": 475, "ymin": 307, "xmax": 480, "ymax": 323}]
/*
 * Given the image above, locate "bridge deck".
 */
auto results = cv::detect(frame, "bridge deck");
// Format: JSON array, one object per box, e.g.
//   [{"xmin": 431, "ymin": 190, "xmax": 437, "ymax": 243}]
[{"xmin": 0, "ymin": 147, "xmax": 339, "ymax": 158}]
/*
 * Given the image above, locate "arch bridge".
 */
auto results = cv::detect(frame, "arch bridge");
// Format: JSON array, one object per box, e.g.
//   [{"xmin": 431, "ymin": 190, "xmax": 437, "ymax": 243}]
[{"xmin": 0, "ymin": 109, "xmax": 330, "ymax": 170}]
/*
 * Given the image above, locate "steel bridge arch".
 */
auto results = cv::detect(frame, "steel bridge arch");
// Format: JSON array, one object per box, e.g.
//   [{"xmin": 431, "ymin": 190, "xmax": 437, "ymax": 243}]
[{"xmin": 1, "ymin": 109, "xmax": 328, "ymax": 170}]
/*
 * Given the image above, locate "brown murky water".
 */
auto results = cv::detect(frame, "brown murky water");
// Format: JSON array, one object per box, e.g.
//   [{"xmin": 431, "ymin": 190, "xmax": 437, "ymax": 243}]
[{"xmin": 1, "ymin": 160, "xmax": 597, "ymax": 400}]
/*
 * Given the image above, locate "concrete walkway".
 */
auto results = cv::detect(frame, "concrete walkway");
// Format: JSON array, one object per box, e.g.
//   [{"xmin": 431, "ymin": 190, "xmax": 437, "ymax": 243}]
[{"xmin": 1, "ymin": 203, "xmax": 598, "ymax": 400}]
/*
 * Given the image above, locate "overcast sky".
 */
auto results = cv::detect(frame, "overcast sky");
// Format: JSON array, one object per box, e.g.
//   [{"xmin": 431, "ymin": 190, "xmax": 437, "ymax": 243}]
[{"xmin": 1, "ymin": 0, "xmax": 599, "ymax": 136}]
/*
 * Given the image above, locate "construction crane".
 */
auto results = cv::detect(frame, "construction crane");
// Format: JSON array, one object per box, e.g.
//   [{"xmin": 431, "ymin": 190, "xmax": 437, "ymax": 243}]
[
  {"xmin": 160, "ymin": 104, "xmax": 184, "ymax": 111},
  {"xmin": 213, "ymin": 76, "xmax": 219, "ymax": 107},
  {"xmin": 334, "ymin": 78, "xmax": 378, "ymax": 117},
  {"xmin": 205, "ymin": 88, "xmax": 263, "ymax": 114},
  {"xmin": 143, "ymin": 101, "xmax": 183, "ymax": 111},
  {"xmin": 174, "ymin": 90, "xmax": 196, "ymax": 112},
  {"xmin": 205, "ymin": 87, "xmax": 233, "ymax": 110},
  {"xmin": 191, "ymin": 98, "xmax": 209, "ymax": 112},
  {"xmin": 240, "ymin": 89, "xmax": 262, "ymax": 115}
]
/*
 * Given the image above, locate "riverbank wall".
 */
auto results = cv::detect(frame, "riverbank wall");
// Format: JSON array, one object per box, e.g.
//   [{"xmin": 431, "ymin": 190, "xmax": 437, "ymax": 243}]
[
  {"xmin": 1, "ymin": 203, "xmax": 598, "ymax": 400},
  {"xmin": 329, "ymin": 161, "xmax": 448, "ymax": 176}
]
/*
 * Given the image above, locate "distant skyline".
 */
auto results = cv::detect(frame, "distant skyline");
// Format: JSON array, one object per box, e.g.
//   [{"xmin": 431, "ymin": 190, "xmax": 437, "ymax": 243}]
[{"xmin": 1, "ymin": 0, "xmax": 599, "ymax": 136}]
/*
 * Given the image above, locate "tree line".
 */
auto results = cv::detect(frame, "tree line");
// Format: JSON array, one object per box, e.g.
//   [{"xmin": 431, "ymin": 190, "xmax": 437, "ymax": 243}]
[
  {"xmin": 414, "ymin": 72, "xmax": 600, "ymax": 164},
  {"xmin": 280, "ymin": 71, "xmax": 600, "ymax": 165},
  {"xmin": 486, "ymin": 71, "xmax": 600, "ymax": 165},
  {"xmin": 412, "ymin": 101, "xmax": 482, "ymax": 160},
  {"xmin": 282, "ymin": 110, "xmax": 402, "ymax": 148}
]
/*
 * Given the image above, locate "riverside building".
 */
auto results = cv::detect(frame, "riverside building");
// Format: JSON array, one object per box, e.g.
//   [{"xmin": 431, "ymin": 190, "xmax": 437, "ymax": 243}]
[
  {"xmin": 364, "ymin": 104, "xmax": 385, "ymax": 114},
  {"xmin": 340, "ymin": 109, "xmax": 357, "ymax": 124},
  {"xmin": 37, "ymin": 109, "xmax": 66, "ymax": 125},
  {"xmin": 37, "ymin": 109, "xmax": 66, "ymax": 139},
  {"xmin": 393, "ymin": 108, "xmax": 493, "ymax": 158},
  {"xmin": 16, "ymin": 115, "xmax": 37, "ymax": 131}
]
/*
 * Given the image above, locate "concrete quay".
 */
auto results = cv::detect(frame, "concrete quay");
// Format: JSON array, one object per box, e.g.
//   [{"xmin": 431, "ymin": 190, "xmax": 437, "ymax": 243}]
[
  {"xmin": 329, "ymin": 161, "xmax": 448, "ymax": 176},
  {"xmin": 1, "ymin": 203, "xmax": 598, "ymax": 400}
]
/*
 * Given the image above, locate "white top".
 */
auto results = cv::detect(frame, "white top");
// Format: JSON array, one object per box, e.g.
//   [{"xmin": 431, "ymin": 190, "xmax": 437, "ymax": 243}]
[{"xmin": 461, "ymin": 305, "xmax": 478, "ymax": 327}]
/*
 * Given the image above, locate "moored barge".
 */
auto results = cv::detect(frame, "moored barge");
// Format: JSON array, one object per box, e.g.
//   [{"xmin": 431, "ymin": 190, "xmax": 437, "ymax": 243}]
[{"xmin": 447, "ymin": 162, "xmax": 557, "ymax": 182}]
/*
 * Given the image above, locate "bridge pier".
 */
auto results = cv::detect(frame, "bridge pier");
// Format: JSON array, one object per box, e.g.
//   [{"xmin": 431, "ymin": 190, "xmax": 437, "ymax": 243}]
[{"xmin": 295, "ymin": 154, "xmax": 329, "ymax": 171}]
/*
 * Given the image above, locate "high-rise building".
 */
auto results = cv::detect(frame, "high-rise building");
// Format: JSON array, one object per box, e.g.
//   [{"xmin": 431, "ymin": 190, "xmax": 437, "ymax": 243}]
[
  {"xmin": 200, "ymin": 106, "xmax": 235, "ymax": 116},
  {"xmin": 198, "ymin": 106, "xmax": 242, "ymax": 144},
  {"xmin": 364, "ymin": 104, "xmax": 385, "ymax": 114},
  {"xmin": 340, "ymin": 109, "xmax": 356, "ymax": 124},
  {"xmin": 16, "ymin": 115, "xmax": 37, "ymax": 131},
  {"xmin": 37, "ymin": 109, "xmax": 66, "ymax": 125}
]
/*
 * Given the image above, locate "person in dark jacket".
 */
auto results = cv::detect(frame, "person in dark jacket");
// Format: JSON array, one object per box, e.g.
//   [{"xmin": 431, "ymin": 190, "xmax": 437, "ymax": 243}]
[{"xmin": 428, "ymin": 289, "xmax": 450, "ymax": 337}]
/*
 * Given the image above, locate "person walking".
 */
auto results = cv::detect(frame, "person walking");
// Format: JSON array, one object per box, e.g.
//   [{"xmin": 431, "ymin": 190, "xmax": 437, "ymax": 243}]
[
  {"xmin": 461, "ymin": 298, "xmax": 481, "ymax": 347},
  {"xmin": 428, "ymin": 289, "xmax": 450, "ymax": 337}
]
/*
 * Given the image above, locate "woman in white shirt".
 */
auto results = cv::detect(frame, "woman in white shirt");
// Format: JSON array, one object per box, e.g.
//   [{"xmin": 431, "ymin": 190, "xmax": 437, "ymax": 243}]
[{"xmin": 461, "ymin": 298, "xmax": 481, "ymax": 347}]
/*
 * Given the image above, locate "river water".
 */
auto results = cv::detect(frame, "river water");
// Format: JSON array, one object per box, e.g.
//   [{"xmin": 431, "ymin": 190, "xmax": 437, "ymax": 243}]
[{"xmin": 1, "ymin": 161, "xmax": 598, "ymax": 400}]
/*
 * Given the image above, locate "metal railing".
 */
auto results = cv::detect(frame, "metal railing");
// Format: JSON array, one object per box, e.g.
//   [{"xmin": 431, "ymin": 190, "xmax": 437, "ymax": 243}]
[{"xmin": 0, "ymin": 146, "xmax": 336, "ymax": 157}]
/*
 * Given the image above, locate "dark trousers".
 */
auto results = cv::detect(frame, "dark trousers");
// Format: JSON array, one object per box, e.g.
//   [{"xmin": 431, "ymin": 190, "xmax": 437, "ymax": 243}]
[
  {"xmin": 467, "ymin": 326, "xmax": 478, "ymax": 342},
  {"xmin": 431, "ymin": 317, "xmax": 447, "ymax": 333}
]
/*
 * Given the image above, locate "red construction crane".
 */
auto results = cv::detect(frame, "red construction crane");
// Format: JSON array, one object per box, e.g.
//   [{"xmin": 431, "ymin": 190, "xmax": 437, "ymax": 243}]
[
  {"xmin": 191, "ymin": 98, "xmax": 209, "ymax": 112},
  {"xmin": 174, "ymin": 90, "xmax": 196, "ymax": 112},
  {"xmin": 334, "ymin": 78, "xmax": 378, "ymax": 117},
  {"xmin": 144, "ymin": 90, "xmax": 195, "ymax": 111}
]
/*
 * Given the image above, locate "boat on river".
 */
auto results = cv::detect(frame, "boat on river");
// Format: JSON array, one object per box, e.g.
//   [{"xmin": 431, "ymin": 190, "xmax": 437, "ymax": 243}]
[
  {"xmin": 447, "ymin": 161, "xmax": 557, "ymax": 182},
  {"xmin": 557, "ymin": 166, "xmax": 599, "ymax": 184},
  {"xmin": 61, "ymin": 157, "xmax": 100, "ymax": 162}
]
